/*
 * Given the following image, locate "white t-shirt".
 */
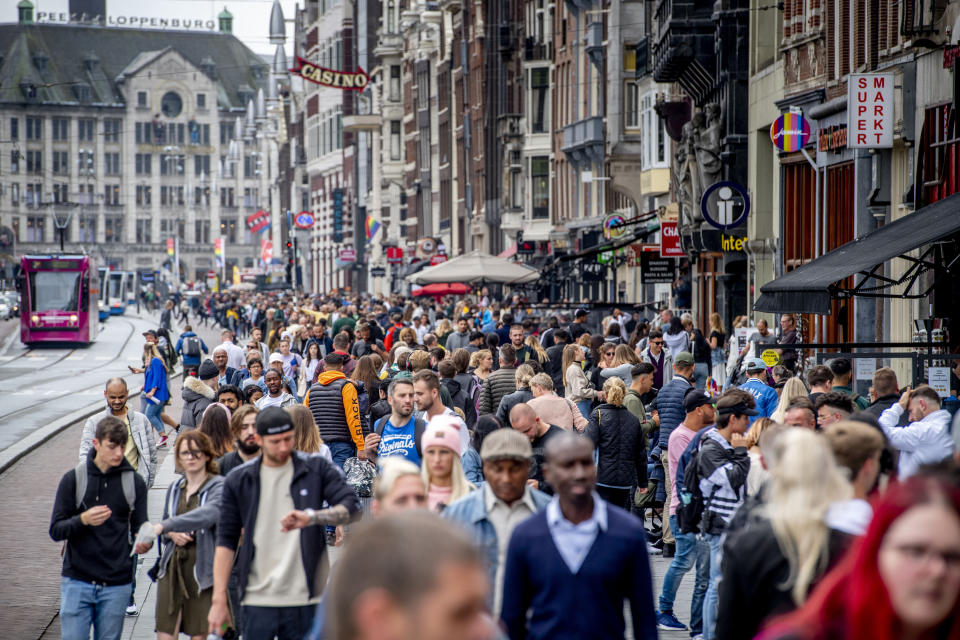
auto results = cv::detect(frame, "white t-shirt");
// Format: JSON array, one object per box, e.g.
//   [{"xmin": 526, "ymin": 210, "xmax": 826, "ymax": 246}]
[{"xmin": 243, "ymin": 459, "xmax": 319, "ymax": 606}]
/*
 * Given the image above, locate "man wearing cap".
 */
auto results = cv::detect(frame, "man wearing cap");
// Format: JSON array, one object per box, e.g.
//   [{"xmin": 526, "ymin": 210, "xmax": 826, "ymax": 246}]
[
  {"xmin": 181, "ymin": 360, "xmax": 218, "ymax": 430},
  {"xmin": 696, "ymin": 389, "xmax": 754, "ymax": 640},
  {"xmin": 305, "ymin": 352, "xmax": 365, "ymax": 468},
  {"xmin": 208, "ymin": 406, "xmax": 361, "ymax": 640},
  {"xmin": 655, "ymin": 350, "xmax": 697, "ymax": 554},
  {"xmin": 567, "ymin": 308, "xmax": 590, "ymax": 341},
  {"xmin": 738, "ymin": 357, "xmax": 778, "ymax": 423},
  {"xmin": 655, "ymin": 389, "xmax": 714, "ymax": 634},
  {"xmin": 444, "ymin": 429, "xmax": 551, "ymax": 617}
]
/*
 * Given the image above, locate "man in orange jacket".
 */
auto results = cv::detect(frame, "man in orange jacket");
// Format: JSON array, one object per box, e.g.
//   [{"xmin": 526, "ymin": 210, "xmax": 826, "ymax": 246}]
[{"xmin": 305, "ymin": 352, "xmax": 365, "ymax": 468}]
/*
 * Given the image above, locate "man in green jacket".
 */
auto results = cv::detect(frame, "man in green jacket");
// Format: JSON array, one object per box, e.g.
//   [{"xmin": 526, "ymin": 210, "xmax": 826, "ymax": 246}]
[{"xmin": 624, "ymin": 363, "xmax": 660, "ymax": 448}]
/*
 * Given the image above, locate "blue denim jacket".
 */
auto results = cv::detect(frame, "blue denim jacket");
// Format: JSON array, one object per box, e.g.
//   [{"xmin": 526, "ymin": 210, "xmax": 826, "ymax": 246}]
[{"xmin": 443, "ymin": 486, "xmax": 551, "ymax": 605}]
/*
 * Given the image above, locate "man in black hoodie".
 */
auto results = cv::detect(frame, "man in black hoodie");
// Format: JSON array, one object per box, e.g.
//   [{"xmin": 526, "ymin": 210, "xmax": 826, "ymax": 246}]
[{"xmin": 50, "ymin": 416, "xmax": 149, "ymax": 640}]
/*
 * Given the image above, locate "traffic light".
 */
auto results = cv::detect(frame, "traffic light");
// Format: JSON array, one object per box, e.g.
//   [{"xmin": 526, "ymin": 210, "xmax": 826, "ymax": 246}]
[{"xmin": 285, "ymin": 240, "xmax": 294, "ymax": 284}]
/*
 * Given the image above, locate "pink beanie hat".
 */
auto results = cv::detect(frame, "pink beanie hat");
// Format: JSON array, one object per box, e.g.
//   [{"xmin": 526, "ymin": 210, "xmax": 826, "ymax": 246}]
[{"xmin": 421, "ymin": 415, "xmax": 463, "ymax": 456}]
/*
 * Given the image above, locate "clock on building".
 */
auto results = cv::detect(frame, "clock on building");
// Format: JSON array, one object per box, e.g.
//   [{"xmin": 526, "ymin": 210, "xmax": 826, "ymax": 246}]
[{"xmin": 161, "ymin": 91, "xmax": 183, "ymax": 118}]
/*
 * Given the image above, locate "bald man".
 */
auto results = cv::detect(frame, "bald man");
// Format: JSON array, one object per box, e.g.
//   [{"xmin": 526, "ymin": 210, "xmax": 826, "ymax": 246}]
[{"xmin": 510, "ymin": 403, "xmax": 563, "ymax": 495}]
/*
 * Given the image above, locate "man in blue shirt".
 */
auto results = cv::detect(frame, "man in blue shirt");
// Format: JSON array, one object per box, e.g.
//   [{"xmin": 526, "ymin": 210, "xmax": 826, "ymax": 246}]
[
  {"xmin": 738, "ymin": 357, "xmax": 778, "ymax": 423},
  {"xmin": 501, "ymin": 432, "xmax": 657, "ymax": 640},
  {"xmin": 365, "ymin": 378, "xmax": 425, "ymax": 467}
]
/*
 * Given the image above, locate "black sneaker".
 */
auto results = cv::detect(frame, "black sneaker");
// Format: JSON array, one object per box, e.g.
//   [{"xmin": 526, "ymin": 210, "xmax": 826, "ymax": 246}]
[{"xmin": 663, "ymin": 542, "xmax": 676, "ymax": 558}]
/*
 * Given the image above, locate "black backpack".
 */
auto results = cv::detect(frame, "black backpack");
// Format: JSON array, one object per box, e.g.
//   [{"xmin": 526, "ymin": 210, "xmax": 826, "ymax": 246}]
[
  {"xmin": 676, "ymin": 433, "xmax": 712, "ymax": 535},
  {"xmin": 183, "ymin": 335, "xmax": 202, "ymax": 357}
]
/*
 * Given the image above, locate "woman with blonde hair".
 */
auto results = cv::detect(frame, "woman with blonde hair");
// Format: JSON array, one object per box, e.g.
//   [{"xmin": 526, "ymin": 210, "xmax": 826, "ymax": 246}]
[
  {"xmin": 434, "ymin": 318, "xmax": 453, "ymax": 347},
  {"xmin": 745, "ymin": 417, "xmax": 779, "ymax": 496},
  {"xmin": 469, "ymin": 348, "xmax": 494, "ymax": 381},
  {"xmin": 287, "ymin": 404, "xmax": 331, "ymax": 459},
  {"xmin": 563, "ymin": 343, "xmax": 601, "ymax": 418},
  {"xmin": 420, "ymin": 416, "xmax": 475, "ymax": 511},
  {"xmin": 524, "ymin": 335, "xmax": 549, "ymax": 364},
  {"xmin": 584, "ymin": 377, "xmax": 645, "ymax": 510},
  {"xmin": 142, "ymin": 342, "xmax": 173, "ymax": 445},
  {"xmin": 717, "ymin": 428, "xmax": 854, "ymax": 640},
  {"xmin": 495, "ymin": 363, "xmax": 536, "ymax": 427},
  {"xmin": 771, "ymin": 377, "xmax": 809, "ymax": 424}
]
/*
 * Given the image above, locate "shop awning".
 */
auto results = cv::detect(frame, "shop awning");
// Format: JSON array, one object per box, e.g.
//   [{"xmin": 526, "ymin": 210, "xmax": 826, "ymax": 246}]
[{"xmin": 754, "ymin": 192, "xmax": 960, "ymax": 314}]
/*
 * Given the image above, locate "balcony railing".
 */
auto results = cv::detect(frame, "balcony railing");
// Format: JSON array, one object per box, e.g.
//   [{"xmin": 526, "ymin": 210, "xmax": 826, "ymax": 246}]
[
  {"xmin": 585, "ymin": 22, "xmax": 603, "ymax": 70},
  {"xmin": 561, "ymin": 116, "xmax": 604, "ymax": 167}
]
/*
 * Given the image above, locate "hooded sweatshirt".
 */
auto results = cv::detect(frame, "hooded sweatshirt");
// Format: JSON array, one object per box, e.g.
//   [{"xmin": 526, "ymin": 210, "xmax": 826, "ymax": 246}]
[
  {"xmin": 181, "ymin": 376, "xmax": 216, "ymax": 430},
  {"xmin": 50, "ymin": 451, "xmax": 148, "ymax": 585},
  {"xmin": 305, "ymin": 371, "xmax": 364, "ymax": 450}
]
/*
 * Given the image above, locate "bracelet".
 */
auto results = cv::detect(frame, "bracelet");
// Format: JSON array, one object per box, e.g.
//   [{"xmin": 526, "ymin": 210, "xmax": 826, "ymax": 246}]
[{"xmin": 305, "ymin": 508, "xmax": 317, "ymax": 526}]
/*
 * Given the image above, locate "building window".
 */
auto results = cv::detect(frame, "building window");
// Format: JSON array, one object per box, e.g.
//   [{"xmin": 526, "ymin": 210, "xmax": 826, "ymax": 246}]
[
  {"xmin": 104, "ymin": 152, "xmax": 120, "ymax": 175},
  {"xmin": 220, "ymin": 187, "xmax": 235, "ymax": 208},
  {"xmin": 195, "ymin": 219, "xmax": 210, "ymax": 244},
  {"xmin": 137, "ymin": 91, "xmax": 148, "ymax": 107},
  {"xmin": 160, "ymin": 154, "xmax": 184, "ymax": 176},
  {"xmin": 9, "ymin": 183, "xmax": 19, "ymax": 205},
  {"xmin": 387, "ymin": 0, "xmax": 396, "ymax": 32},
  {"xmin": 103, "ymin": 119, "xmax": 121, "ymax": 143},
  {"xmin": 530, "ymin": 67, "xmax": 549, "ymax": 133},
  {"xmin": 197, "ymin": 93, "xmax": 206, "ymax": 109},
  {"xmin": 26, "ymin": 150, "xmax": 42, "ymax": 174},
  {"xmin": 104, "ymin": 216, "xmax": 123, "ymax": 242},
  {"xmin": 78, "ymin": 119, "xmax": 94, "ymax": 142},
  {"xmin": 79, "ymin": 184, "xmax": 94, "ymax": 204},
  {"xmin": 26, "ymin": 216, "xmax": 45, "ymax": 242},
  {"xmin": 390, "ymin": 121, "xmax": 401, "ymax": 160},
  {"xmin": 26, "ymin": 117, "xmax": 42, "ymax": 140},
  {"xmin": 135, "ymin": 153, "xmax": 152, "ymax": 175},
  {"xmin": 52, "ymin": 118, "xmax": 69, "ymax": 141},
  {"xmin": 625, "ymin": 81, "xmax": 640, "ymax": 130},
  {"xmin": 641, "ymin": 94, "xmax": 668, "ymax": 169},
  {"xmin": 220, "ymin": 121, "xmax": 233, "ymax": 145},
  {"xmin": 104, "ymin": 184, "xmax": 120, "ymax": 206},
  {"xmin": 531, "ymin": 156, "xmax": 549, "ymax": 219},
  {"xmin": 10, "ymin": 150, "xmax": 19, "ymax": 173},
  {"xmin": 417, "ymin": 67, "xmax": 430, "ymax": 110},
  {"xmin": 53, "ymin": 183, "xmax": 69, "ymax": 203},
  {"xmin": 78, "ymin": 216, "xmax": 96, "ymax": 243},
  {"xmin": 10, "ymin": 117, "xmax": 18, "ymax": 140},
  {"xmin": 243, "ymin": 188, "xmax": 259, "ymax": 208},
  {"xmin": 52, "ymin": 151, "xmax": 69, "ymax": 174},
  {"xmin": 26, "ymin": 183, "xmax": 42, "ymax": 207},
  {"xmin": 511, "ymin": 167, "xmax": 523, "ymax": 208},
  {"xmin": 136, "ymin": 185, "xmax": 152, "ymax": 206},
  {"xmin": 195, "ymin": 186, "xmax": 211, "ymax": 206},
  {"xmin": 194, "ymin": 154, "xmax": 210, "ymax": 177},
  {"xmin": 136, "ymin": 219, "xmax": 152, "ymax": 244},
  {"xmin": 390, "ymin": 65, "xmax": 401, "ymax": 101},
  {"xmin": 220, "ymin": 218, "xmax": 238, "ymax": 243}
]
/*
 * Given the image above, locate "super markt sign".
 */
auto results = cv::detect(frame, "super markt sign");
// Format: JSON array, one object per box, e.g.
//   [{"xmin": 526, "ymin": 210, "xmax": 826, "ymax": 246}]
[{"xmin": 847, "ymin": 74, "xmax": 894, "ymax": 148}]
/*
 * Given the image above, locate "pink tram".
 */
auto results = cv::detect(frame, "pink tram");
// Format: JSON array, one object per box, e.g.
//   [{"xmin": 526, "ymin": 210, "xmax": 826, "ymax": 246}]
[{"xmin": 19, "ymin": 255, "xmax": 99, "ymax": 346}]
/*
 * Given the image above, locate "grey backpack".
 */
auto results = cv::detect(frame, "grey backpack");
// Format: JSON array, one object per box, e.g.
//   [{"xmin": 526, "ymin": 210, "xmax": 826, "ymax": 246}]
[{"xmin": 74, "ymin": 462, "xmax": 136, "ymax": 513}]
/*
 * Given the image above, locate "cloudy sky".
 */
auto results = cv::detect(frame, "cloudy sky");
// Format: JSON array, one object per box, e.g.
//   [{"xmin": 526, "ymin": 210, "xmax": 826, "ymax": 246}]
[{"xmin": 17, "ymin": 0, "xmax": 298, "ymax": 56}]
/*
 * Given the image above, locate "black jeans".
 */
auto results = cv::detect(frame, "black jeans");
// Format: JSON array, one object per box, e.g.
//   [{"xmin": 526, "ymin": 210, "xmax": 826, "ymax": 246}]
[
  {"xmin": 242, "ymin": 604, "xmax": 316, "ymax": 640},
  {"xmin": 597, "ymin": 486, "xmax": 631, "ymax": 511}
]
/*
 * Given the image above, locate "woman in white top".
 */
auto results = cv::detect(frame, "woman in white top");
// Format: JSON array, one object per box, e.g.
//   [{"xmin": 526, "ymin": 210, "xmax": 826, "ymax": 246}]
[{"xmin": 563, "ymin": 344, "xmax": 603, "ymax": 419}]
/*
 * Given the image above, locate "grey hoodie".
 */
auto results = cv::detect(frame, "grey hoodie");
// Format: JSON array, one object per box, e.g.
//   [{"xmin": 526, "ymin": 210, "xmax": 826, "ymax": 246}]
[
  {"xmin": 156, "ymin": 474, "xmax": 224, "ymax": 591},
  {"xmin": 181, "ymin": 376, "xmax": 216, "ymax": 430}
]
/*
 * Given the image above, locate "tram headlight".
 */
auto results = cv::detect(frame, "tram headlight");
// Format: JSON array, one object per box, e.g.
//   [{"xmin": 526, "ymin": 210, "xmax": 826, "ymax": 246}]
[
  {"xmin": 31, "ymin": 314, "xmax": 39, "ymax": 324},
  {"xmin": 69, "ymin": 315, "xmax": 79, "ymax": 324}
]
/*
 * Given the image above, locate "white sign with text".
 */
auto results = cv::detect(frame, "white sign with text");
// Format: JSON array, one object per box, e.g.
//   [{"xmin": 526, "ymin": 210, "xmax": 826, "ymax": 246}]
[{"xmin": 847, "ymin": 74, "xmax": 894, "ymax": 148}]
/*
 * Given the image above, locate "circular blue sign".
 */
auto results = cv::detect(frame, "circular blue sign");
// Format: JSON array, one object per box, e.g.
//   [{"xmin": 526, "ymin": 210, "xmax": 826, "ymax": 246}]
[
  {"xmin": 700, "ymin": 181, "xmax": 751, "ymax": 230},
  {"xmin": 294, "ymin": 212, "xmax": 315, "ymax": 229}
]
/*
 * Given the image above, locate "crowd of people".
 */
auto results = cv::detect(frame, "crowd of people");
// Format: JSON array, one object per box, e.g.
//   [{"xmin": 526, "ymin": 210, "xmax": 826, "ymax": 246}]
[{"xmin": 49, "ymin": 289, "xmax": 960, "ymax": 640}]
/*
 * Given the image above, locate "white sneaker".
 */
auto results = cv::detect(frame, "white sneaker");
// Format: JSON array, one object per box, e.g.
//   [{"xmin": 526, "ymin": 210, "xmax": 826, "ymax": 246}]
[{"xmin": 125, "ymin": 603, "xmax": 139, "ymax": 616}]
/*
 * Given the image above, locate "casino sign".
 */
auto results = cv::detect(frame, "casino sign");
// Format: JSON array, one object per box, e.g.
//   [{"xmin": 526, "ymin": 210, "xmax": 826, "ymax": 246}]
[{"xmin": 289, "ymin": 58, "xmax": 370, "ymax": 90}]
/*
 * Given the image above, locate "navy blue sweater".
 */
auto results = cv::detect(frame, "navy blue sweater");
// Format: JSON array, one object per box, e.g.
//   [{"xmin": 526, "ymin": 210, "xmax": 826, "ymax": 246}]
[{"xmin": 500, "ymin": 503, "xmax": 657, "ymax": 640}]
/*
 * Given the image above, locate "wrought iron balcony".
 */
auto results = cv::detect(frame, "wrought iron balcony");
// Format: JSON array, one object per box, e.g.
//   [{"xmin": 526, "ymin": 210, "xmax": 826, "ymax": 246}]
[{"xmin": 652, "ymin": 0, "xmax": 716, "ymax": 103}]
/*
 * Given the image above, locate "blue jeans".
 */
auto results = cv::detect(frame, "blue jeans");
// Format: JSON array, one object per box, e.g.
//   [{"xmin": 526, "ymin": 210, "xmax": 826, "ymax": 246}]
[
  {"xmin": 242, "ymin": 604, "xmax": 316, "ymax": 640},
  {"xmin": 59, "ymin": 576, "xmax": 130, "ymax": 640},
  {"xmin": 327, "ymin": 441, "xmax": 356, "ymax": 470},
  {"xmin": 702, "ymin": 533, "xmax": 725, "ymax": 640},
  {"xmin": 658, "ymin": 516, "xmax": 709, "ymax": 633},
  {"xmin": 144, "ymin": 401, "xmax": 164, "ymax": 436},
  {"xmin": 693, "ymin": 362, "xmax": 709, "ymax": 390},
  {"xmin": 576, "ymin": 400, "xmax": 593, "ymax": 421}
]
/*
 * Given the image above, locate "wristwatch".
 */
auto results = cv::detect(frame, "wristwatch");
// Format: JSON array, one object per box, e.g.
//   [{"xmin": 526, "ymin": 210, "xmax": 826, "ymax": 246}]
[{"xmin": 304, "ymin": 508, "xmax": 317, "ymax": 526}]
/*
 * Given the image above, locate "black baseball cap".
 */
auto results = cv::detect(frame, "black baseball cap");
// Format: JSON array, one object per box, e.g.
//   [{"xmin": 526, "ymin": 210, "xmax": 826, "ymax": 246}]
[
  {"xmin": 683, "ymin": 389, "xmax": 714, "ymax": 413},
  {"xmin": 143, "ymin": 329, "xmax": 157, "ymax": 338},
  {"xmin": 256, "ymin": 406, "xmax": 294, "ymax": 436},
  {"xmin": 574, "ymin": 308, "xmax": 588, "ymax": 318}
]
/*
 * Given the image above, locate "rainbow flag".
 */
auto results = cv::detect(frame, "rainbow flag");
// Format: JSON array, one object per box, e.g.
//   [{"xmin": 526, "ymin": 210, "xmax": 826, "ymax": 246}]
[
  {"xmin": 166, "ymin": 238, "xmax": 175, "ymax": 257},
  {"xmin": 365, "ymin": 215, "xmax": 381, "ymax": 242}
]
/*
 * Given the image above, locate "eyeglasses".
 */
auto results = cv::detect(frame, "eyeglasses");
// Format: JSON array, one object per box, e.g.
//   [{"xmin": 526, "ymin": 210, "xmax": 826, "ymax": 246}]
[
  {"xmin": 178, "ymin": 450, "xmax": 204, "ymax": 460},
  {"xmin": 651, "ymin": 341, "xmax": 664, "ymax": 346},
  {"xmin": 887, "ymin": 543, "xmax": 960, "ymax": 570},
  {"xmin": 604, "ymin": 351, "xmax": 615, "ymax": 357}
]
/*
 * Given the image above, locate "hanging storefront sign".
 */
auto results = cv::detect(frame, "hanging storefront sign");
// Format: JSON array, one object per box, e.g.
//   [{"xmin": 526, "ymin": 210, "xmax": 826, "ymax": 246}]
[
  {"xmin": 603, "ymin": 212, "xmax": 628, "ymax": 239},
  {"xmin": 246, "ymin": 210, "xmax": 271, "ymax": 233},
  {"xmin": 289, "ymin": 57, "xmax": 370, "ymax": 90},
  {"xmin": 260, "ymin": 239, "xmax": 273, "ymax": 264},
  {"xmin": 213, "ymin": 237, "xmax": 224, "ymax": 268},
  {"xmin": 847, "ymin": 74, "xmax": 894, "ymax": 148},
  {"xmin": 581, "ymin": 261, "xmax": 606, "ymax": 282},
  {"xmin": 294, "ymin": 211, "xmax": 315, "ymax": 229},
  {"xmin": 386, "ymin": 247, "xmax": 404, "ymax": 264},
  {"xmin": 818, "ymin": 124, "xmax": 848, "ymax": 152},
  {"xmin": 430, "ymin": 254, "xmax": 448, "ymax": 266},
  {"xmin": 944, "ymin": 44, "xmax": 960, "ymax": 68},
  {"xmin": 640, "ymin": 252, "xmax": 675, "ymax": 284},
  {"xmin": 770, "ymin": 112, "xmax": 811, "ymax": 152},
  {"xmin": 332, "ymin": 189, "xmax": 344, "ymax": 243},
  {"xmin": 370, "ymin": 266, "xmax": 387, "ymax": 278},
  {"xmin": 700, "ymin": 181, "xmax": 751, "ymax": 231},
  {"xmin": 660, "ymin": 220, "xmax": 684, "ymax": 258},
  {"xmin": 340, "ymin": 248, "xmax": 356, "ymax": 263}
]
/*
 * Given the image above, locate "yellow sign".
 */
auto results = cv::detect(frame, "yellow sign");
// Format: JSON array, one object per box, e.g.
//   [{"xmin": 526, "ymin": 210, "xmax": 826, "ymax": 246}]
[{"xmin": 761, "ymin": 349, "xmax": 780, "ymax": 367}]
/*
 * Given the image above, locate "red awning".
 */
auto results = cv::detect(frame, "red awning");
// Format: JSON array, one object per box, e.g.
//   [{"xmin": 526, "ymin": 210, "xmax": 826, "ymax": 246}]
[
  {"xmin": 498, "ymin": 243, "xmax": 518, "ymax": 259},
  {"xmin": 410, "ymin": 282, "xmax": 473, "ymax": 297}
]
